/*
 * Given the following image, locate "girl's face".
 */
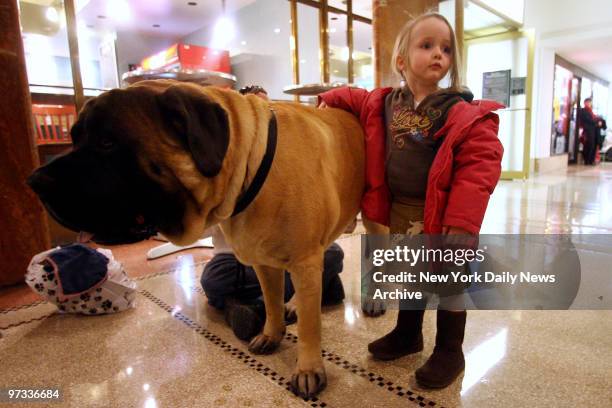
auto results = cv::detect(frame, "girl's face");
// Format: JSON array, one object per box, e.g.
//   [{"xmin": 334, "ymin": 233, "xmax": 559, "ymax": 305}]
[{"xmin": 400, "ymin": 17, "xmax": 453, "ymax": 87}]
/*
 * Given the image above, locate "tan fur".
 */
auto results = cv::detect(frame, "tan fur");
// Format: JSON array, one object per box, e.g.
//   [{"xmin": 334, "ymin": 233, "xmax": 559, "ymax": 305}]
[{"xmin": 128, "ymin": 80, "xmax": 365, "ymax": 396}]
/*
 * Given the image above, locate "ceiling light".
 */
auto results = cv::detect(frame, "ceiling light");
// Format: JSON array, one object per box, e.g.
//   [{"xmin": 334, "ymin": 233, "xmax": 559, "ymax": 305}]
[
  {"xmin": 274, "ymin": 28, "xmax": 281, "ymax": 34},
  {"xmin": 97, "ymin": 15, "xmax": 106, "ymax": 19},
  {"xmin": 188, "ymin": 1, "xmax": 197, "ymax": 5},
  {"xmin": 211, "ymin": 16, "xmax": 235, "ymax": 49},
  {"xmin": 45, "ymin": 7, "xmax": 59, "ymax": 23},
  {"xmin": 153, "ymin": 24, "xmax": 160, "ymax": 28},
  {"xmin": 241, "ymin": 41, "xmax": 246, "ymax": 45}
]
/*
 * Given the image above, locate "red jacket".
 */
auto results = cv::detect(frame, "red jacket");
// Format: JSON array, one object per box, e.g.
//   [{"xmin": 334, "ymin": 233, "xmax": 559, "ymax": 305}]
[{"xmin": 319, "ymin": 87, "xmax": 504, "ymax": 234}]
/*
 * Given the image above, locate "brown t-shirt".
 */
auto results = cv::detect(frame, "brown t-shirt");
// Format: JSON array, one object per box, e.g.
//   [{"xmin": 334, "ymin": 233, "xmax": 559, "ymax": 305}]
[{"xmin": 384, "ymin": 86, "xmax": 473, "ymax": 200}]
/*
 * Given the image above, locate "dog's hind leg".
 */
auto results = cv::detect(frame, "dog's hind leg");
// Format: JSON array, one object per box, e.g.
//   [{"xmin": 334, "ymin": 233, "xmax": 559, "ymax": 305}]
[
  {"xmin": 288, "ymin": 254, "xmax": 327, "ymax": 398},
  {"xmin": 248, "ymin": 265, "xmax": 286, "ymax": 354}
]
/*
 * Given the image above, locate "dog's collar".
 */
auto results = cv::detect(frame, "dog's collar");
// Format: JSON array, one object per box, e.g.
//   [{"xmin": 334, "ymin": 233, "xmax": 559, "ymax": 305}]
[{"xmin": 231, "ymin": 110, "xmax": 277, "ymax": 217}]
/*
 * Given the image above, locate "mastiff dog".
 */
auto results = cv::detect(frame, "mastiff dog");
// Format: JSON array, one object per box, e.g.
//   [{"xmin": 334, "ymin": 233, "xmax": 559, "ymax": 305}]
[{"xmin": 28, "ymin": 80, "xmax": 365, "ymax": 398}]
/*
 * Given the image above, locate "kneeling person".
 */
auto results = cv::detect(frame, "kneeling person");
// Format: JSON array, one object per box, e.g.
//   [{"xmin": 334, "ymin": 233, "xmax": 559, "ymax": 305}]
[{"xmin": 201, "ymin": 226, "xmax": 345, "ymax": 341}]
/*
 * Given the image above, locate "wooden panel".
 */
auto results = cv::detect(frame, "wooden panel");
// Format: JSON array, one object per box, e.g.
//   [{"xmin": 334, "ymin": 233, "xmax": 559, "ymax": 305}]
[{"xmin": 0, "ymin": 1, "xmax": 51, "ymax": 287}]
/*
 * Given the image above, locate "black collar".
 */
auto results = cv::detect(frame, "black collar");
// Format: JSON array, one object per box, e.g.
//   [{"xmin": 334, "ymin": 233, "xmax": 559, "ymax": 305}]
[{"xmin": 231, "ymin": 111, "xmax": 277, "ymax": 217}]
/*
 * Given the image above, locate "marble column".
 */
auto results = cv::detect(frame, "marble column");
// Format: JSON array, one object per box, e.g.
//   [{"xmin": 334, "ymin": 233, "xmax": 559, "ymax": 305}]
[
  {"xmin": 373, "ymin": 0, "xmax": 439, "ymax": 88},
  {"xmin": 0, "ymin": 1, "xmax": 51, "ymax": 287}
]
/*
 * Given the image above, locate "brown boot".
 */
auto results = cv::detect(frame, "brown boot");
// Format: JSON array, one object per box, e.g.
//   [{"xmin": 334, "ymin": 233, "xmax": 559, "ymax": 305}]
[
  {"xmin": 368, "ymin": 309, "xmax": 425, "ymax": 360},
  {"xmin": 415, "ymin": 310, "xmax": 466, "ymax": 388}
]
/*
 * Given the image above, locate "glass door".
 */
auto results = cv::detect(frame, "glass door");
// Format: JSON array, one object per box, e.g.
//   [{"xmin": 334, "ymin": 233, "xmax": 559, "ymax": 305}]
[{"xmin": 465, "ymin": 30, "xmax": 535, "ymax": 179}]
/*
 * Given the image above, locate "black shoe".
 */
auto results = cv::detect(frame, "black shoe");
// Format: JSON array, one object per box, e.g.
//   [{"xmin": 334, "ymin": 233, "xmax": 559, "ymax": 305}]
[
  {"xmin": 415, "ymin": 310, "xmax": 466, "ymax": 388},
  {"xmin": 224, "ymin": 298, "xmax": 266, "ymax": 341},
  {"xmin": 368, "ymin": 309, "xmax": 425, "ymax": 360},
  {"xmin": 322, "ymin": 275, "xmax": 345, "ymax": 306}
]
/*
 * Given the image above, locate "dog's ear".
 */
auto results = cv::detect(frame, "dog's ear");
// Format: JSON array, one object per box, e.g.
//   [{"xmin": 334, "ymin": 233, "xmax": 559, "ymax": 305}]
[{"xmin": 157, "ymin": 85, "xmax": 229, "ymax": 177}]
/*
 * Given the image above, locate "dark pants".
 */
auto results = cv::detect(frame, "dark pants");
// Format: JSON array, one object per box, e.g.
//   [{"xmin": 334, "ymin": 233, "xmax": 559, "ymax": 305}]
[
  {"xmin": 201, "ymin": 243, "xmax": 344, "ymax": 309},
  {"xmin": 583, "ymin": 129, "xmax": 597, "ymax": 165}
]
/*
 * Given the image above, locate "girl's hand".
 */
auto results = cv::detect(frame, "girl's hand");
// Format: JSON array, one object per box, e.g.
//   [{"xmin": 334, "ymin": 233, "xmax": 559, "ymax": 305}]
[
  {"xmin": 443, "ymin": 226, "xmax": 470, "ymax": 235},
  {"xmin": 318, "ymin": 101, "xmax": 328, "ymax": 109}
]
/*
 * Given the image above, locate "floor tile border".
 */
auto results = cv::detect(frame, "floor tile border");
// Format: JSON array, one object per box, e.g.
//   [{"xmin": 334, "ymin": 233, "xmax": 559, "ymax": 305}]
[
  {"xmin": 139, "ymin": 289, "xmax": 330, "ymax": 408},
  {"xmin": 191, "ymin": 286, "xmax": 441, "ymax": 408},
  {"xmin": 0, "ymin": 313, "xmax": 56, "ymax": 331},
  {"xmin": 0, "ymin": 300, "xmax": 47, "ymax": 315}
]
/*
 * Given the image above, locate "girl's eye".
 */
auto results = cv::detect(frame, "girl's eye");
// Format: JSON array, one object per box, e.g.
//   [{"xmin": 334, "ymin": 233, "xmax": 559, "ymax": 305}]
[
  {"xmin": 421, "ymin": 42, "xmax": 431, "ymax": 49},
  {"xmin": 443, "ymin": 47, "xmax": 452, "ymax": 54}
]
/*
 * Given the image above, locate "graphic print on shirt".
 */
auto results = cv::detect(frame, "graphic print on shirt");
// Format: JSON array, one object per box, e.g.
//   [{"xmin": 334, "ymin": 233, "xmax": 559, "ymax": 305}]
[{"xmin": 390, "ymin": 106, "xmax": 442, "ymax": 149}]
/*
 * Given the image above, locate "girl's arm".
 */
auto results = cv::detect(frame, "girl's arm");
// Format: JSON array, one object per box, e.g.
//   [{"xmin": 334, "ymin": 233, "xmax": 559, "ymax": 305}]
[
  {"xmin": 443, "ymin": 114, "xmax": 504, "ymax": 234},
  {"xmin": 318, "ymin": 87, "xmax": 371, "ymax": 118}
]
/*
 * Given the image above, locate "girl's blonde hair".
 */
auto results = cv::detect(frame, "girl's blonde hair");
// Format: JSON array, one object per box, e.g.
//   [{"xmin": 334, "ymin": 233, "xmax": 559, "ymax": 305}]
[{"xmin": 391, "ymin": 12, "xmax": 462, "ymax": 90}]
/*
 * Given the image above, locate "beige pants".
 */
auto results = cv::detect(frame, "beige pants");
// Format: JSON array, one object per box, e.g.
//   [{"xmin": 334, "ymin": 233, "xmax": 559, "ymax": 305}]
[{"xmin": 390, "ymin": 197, "xmax": 425, "ymax": 235}]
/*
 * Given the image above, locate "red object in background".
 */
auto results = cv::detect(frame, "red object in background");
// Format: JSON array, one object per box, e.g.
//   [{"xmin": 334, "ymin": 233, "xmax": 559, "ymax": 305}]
[
  {"xmin": 31, "ymin": 104, "xmax": 76, "ymax": 145},
  {"xmin": 140, "ymin": 43, "xmax": 231, "ymax": 74}
]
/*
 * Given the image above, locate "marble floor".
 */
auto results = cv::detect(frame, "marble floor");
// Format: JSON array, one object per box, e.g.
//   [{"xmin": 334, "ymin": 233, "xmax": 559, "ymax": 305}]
[{"xmin": 1, "ymin": 164, "xmax": 611, "ymax": 408}]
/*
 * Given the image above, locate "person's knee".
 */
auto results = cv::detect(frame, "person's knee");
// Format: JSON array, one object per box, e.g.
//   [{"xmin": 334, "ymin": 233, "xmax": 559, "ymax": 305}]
[{"xmin": 200, "ymin": 254, "xmax": 240, "ymax": 306}]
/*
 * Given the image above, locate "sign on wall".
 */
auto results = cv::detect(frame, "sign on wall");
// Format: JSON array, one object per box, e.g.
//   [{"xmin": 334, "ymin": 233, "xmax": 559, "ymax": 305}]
[
  {"xmin": 483, "ymin": 70, "xmax": 511, "ymax": 107},
  {"xmin": 511, "ymin": 77, "xmax": 526, "ymax": 95}
]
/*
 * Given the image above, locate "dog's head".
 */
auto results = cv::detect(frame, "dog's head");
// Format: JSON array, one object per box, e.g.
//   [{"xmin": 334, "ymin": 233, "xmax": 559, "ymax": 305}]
[{"xmin": 28, "ymin": 81, "xmax": 230, "ymax": 244}]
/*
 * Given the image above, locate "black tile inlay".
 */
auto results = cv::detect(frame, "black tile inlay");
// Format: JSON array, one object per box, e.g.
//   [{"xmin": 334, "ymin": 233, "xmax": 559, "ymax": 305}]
[
  {"xmin": 191, "ymin": 280, "xmax": 442, "ymax": 407},
  {"xmin": 278, "ymin": 313, "xmax": 441, "ymax": 407},
  {"xmin": 139, "ymin": 289, "xmax": 329, "ymax": 408}
]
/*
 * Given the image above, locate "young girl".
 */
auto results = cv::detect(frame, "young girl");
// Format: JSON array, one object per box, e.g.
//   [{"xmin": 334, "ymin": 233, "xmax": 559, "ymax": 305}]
[{"xmin": 319, "ymin": 12, "xmax": 503, "ymax": 388}]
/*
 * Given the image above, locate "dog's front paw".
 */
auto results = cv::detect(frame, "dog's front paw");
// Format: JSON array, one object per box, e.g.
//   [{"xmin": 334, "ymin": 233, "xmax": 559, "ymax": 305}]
[
  {"xmin": 362, "ymin": 298, "xmax": 387, "ymax": 317},
  {"xmin": 248, "ymin": 333, "xmax": 282, "ymax": 354},
  {"xmin": 291, "ymin": 364, "xmax": 327, "ymax": 399}
]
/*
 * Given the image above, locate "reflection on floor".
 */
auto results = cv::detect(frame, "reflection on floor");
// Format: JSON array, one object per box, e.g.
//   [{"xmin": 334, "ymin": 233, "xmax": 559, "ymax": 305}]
[{"xmin": 1, "ymin": 164, "xmax": 611, "ymax": 407}]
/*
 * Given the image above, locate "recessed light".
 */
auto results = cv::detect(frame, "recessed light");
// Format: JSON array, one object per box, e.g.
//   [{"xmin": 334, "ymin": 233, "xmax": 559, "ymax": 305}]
[
  {"xmin": 188, "ymin": 1, "xmax": 197, "ymax": 5},
  {"xmin": 274, "ymin": 28, "xmax": 280, "ymax": 34},
  {"xmin": 153, "ymin": 24, "xmax": 160, "ymax": 28},
  {"xmin": 97, "ymin": 15, "xmax": 106, "ymax": 19}
]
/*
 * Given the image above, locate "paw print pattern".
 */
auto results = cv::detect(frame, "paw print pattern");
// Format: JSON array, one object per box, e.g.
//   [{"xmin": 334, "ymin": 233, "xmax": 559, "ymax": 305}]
[
  {"xmin": 34, "ymin": 283, "xmax": 44, "ymax": 292},
  {"xmin": 101, "ymin": 300, "xmax": 113, "ymax": 311},
  {"xmin": 80, "ymin": 293, "xmax": 90, "ymax": 302}
]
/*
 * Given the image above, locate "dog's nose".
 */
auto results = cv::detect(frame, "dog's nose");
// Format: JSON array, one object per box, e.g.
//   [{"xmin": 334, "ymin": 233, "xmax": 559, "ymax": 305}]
[{"xmin": 27, "ymin": 169, "xmax": 56, "ymax": 197}]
